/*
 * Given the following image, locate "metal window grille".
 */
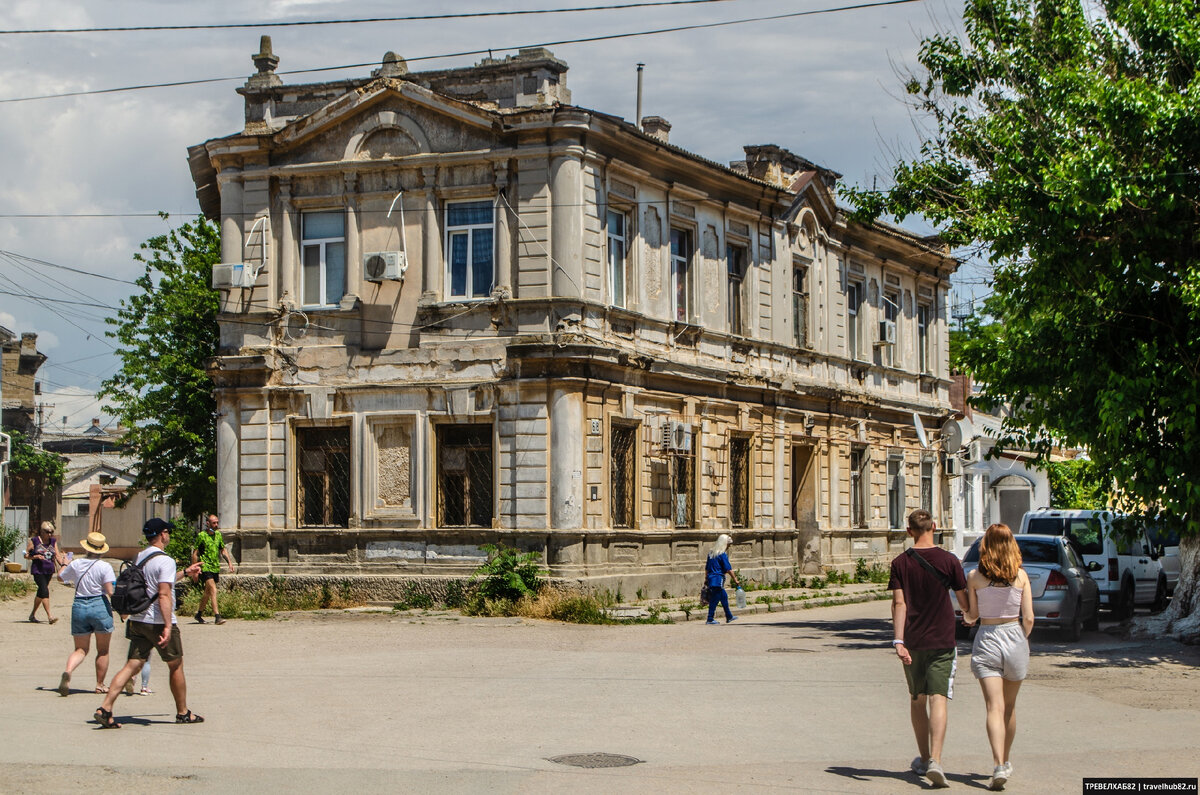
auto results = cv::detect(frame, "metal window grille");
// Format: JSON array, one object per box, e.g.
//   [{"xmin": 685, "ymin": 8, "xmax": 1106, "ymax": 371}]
[
  {"xmin": 437, "ymin": 424, "xmax": 494, "ymax": 527},
  {"xmin": 729, "ymin": 436, "xmax": 751, "ymax": 528},
  {"xmin": 670, "ymin": 454, "xmax": 694, "ymax": 528},
  {"xmin": 297, "ymin": 426, "xmax": 351, "ymax": 527},
  {"xmin": 849, "ymin": 448, "xmax": 865, "ymax": 528},
  {"xmin": 610, "ymin": 424, "xmax": 636, "ymax": 528},
  {"xmin": 887, "ymin": 458, "xmax": 903, "ymax": 529},
  {"xmin": 920, "ymin": 460, "xmax": 934, "ymax": 513}
]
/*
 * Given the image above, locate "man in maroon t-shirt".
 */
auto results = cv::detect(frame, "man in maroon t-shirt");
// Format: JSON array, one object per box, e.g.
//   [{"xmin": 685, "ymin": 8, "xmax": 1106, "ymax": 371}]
[{"xmin": 889, "ymin": 509, "xmax": 969, "ymax": 787}]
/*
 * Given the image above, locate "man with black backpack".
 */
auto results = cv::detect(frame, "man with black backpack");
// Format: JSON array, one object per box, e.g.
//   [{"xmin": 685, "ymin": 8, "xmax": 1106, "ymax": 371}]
[
  {"xmin": 889, "ymin": 509, "xmax": 969, "ymax": 787},
  {"xmin": 93, "ymin": 518, "xmax": 203, "ymax": 729}
]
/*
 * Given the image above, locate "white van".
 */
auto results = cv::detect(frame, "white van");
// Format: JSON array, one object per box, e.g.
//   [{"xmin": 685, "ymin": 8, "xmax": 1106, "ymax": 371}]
[
  {"xmin": 1018, "ymin": 509, "xmax": 1168, "ymax": 617},
  {"xmin": 1145, "ymin": 521, "xmax": 1181, "ymax": 595}
]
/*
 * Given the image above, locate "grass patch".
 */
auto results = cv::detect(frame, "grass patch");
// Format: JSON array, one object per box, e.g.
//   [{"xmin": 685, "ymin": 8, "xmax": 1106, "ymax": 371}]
[
  {"xmin": 463, "ymin": 585, "xmax": 670, "ymax": 624},
  {"xmin": 0, "ymin": 576, "xmax": 32, "ymax": 601},
  {"xmin": 178, "ymin": 577, "xmax": 366, "ymax": 620}
]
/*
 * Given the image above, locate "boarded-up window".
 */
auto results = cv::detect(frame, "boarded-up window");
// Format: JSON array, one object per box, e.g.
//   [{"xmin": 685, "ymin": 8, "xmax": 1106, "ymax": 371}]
[
  {"xmin": 297, "ymin": 426, "xmax": 351, "ymax": 527},
  {"xmin": 377, "ymin": 425, "xmax": 412, "ymax": 508},
  {"xmin": 437, "ymin": 424, "xmax": 493, "ymax": 527}
]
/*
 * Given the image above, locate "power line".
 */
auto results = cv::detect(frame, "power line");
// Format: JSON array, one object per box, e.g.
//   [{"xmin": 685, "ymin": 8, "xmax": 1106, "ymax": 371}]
[
  {"xmin": 0, "ymin": 0, "xmax": 925, "ymax": 104},
  {"xmin": 0, "ymin": 249, "xmax": 141, "ymax": 285},
  {"xmin": 0, "ymin": 0, "xmax": 757, "ymax": 35}
]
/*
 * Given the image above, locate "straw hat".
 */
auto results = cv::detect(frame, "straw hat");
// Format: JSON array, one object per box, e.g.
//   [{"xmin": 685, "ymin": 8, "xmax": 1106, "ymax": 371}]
[{"xmin": 79, "ymin": 532, "xmax": 110, "ymax": 555}]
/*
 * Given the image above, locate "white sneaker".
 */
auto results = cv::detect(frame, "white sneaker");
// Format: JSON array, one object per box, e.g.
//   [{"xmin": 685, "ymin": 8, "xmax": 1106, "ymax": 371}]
[
  {"xmin": 910, "ymin": 756, "xmax": 929, "ymax": 776},
  {"xmin": 1002, "ymin": 762, "xmax": 1012, "ymax": 776},
  {"xmin": 925, "ymin": 760, "xmax": 948, "ymax": 787},
  {"xmin": 988, "ymin": 764, "xmax": 1008, "ymax": 790}
]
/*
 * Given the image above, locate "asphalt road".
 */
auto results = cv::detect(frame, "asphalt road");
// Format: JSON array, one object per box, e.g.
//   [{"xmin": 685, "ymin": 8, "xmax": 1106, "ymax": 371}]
[{"xmin": 1, "ymin": 593, "xmax": 1196, "ymax": 793}]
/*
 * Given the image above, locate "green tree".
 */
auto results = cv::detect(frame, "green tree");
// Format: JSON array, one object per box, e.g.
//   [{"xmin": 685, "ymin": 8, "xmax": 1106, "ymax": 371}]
[
  {"xmin": 99, "ymin": 216, "xmax": 220, "ymax": 519},
  {"xmin": 1041, "ymin": 459, "xmax": 1109, "ymax": 510},
  {"xmin": 847, "ymin": 0, "xmax": 1200, "ymax": 632},
  {"xmin": 8, "ymin": 430, "xmax": 65, "ymax": 492}
]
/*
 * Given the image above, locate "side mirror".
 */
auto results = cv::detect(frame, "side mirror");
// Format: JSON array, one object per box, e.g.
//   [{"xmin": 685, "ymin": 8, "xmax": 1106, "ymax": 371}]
[{"xmin": 1086, "ymin": 561, "xmax": 1103, "ymax": 572}]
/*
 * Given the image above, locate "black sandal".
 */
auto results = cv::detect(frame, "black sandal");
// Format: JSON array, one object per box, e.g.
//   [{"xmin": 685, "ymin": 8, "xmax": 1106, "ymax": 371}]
[
  {"xmin": 94, "ymin": 707, "xmax": 121, "ymax": 729},
  {"xmin": 176, "ymin": 710, "xmax": 205, "ymax": 724}
]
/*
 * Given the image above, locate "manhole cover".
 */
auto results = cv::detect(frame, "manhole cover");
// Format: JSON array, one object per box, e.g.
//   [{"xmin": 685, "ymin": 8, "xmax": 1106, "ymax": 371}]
[
  {"xmin": 548, "ymin": 753, "xmax": 643, "ymax": 768},
  {"xmin": 767, "ymin": 647, "xmax": 815, "ymax": 653}
]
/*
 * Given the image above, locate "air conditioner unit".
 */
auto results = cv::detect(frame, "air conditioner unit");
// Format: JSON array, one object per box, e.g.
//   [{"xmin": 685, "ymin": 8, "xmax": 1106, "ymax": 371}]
[
  {"xmin": 363, "ymin": 251, "xmax": 407, "ymax": 282},
  {"xmin": 945, "ymin": 457, "xmax": 961, "ymax": 476},
  {"xmin": 878, "ymin": 319, "xmax": 897, "ymax": 345},
  {"xmin": 211, "ymin": 262, "xmax": 255, "ymax": 290},
  {"xmin": 661, "ymin": 420, "xmax": 693, "ymax": 454}
]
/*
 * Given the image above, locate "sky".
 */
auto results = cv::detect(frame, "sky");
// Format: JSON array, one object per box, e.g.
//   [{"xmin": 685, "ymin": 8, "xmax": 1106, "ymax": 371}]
[{"xmin": 0, "ymin": 0, "xmax": 974, "ymax": 434}]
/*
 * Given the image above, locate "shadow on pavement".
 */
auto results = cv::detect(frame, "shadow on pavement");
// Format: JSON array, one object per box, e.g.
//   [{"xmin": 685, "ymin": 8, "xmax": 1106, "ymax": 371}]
[
  {"xmin": 744, "ymin": 617, "xmax": 895, "ymax": 649},
  {"xmin": 826, "ymin": 765, "xmax": 991, "ymax": 790}
]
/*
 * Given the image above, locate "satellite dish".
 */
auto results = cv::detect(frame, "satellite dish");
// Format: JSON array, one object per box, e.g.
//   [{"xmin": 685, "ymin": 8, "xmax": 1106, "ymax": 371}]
[
  {"xmin": 941, "ymin": 419, "xmax": 963, "ymax": 452},
  {"xmin": 912, "ymin": 412, "xmax": 928, "ymax": 448}
]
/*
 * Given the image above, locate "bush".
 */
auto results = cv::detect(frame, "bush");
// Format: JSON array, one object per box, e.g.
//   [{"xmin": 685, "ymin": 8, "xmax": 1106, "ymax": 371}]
[
  {"xmin": 176, "ymin": 576, "xmax": 365, "ymax": 619},
  {"xmin": 0, "ymin": 524, "xmax": 23, "ymax": 561},
  {"xmin": 471, "ymin": 543, "xmax": 543, "ymax": 602},
  {"xmin": 394, "ymin": 582, "xmax": 435, "ymax": 611}
]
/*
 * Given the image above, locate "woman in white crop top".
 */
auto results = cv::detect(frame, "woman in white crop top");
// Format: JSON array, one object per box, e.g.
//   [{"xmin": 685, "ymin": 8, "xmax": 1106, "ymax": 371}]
[{"xmin": 962, "ymin": 523, "xmax": 1034, "ymax": 791}]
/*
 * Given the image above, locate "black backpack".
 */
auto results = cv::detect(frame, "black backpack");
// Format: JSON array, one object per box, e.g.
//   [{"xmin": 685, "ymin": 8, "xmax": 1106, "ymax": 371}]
[{"xmin": 110, "ymin": 550, "xmax": 167, "ymax": 616}]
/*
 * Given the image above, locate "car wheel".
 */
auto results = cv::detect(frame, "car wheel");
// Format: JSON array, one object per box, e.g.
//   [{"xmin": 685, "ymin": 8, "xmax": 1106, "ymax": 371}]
[
  {"xmin": 1115, "ymin": 579, "xmax": 1135, "ymax": 620},
  {"xmin": 1061, "ymin": 600, "xmax": 1082, "ymax": 642},
  {"xmin": 1151, "ymin": 576, "xmax": 1169, "ymax": 613}
]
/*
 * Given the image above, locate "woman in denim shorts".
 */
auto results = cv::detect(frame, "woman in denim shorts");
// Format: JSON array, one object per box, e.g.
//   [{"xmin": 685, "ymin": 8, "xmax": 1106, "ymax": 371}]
[
  {"xmin": 962, "ymin": 524, "xmax": 1035, "ymax": 791},
  {"xmin": 55, "ymin": 532, "xmax": 117, "ymax": 696}
]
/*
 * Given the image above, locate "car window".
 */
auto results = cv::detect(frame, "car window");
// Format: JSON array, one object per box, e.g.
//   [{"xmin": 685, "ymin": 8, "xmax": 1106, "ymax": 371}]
[
  {"xmin": 1064, "ymin": 544, "xmax": 1084, "ymax": 569},
  {"xmin": 1027, "ymin": 517, "xmax": 1063, "ymax": 536},
  {"xmin": 1015, "ymin": 539, "xmax": 1059, "ymax": 564},
  {"xmin": 1065, "ymin": 518, "xmax": 1103, "ymax": 555},
  {"xmin": 963, "ymin": 541, "xmax": 980, "ymax": 563},
  {"xmin": 1147, "ymin": 524, "xmax": 1181, "ymax": 547}
]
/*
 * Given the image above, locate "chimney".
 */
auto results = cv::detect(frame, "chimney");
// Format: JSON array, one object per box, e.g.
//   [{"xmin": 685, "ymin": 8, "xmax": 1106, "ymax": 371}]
[
  {"xmin": 376, "ymin": 51, "xmax": 409, "ymax": 78},
  {"xmin": 92, "ymin": 418, "xmax": 100, "ymax": 428},
  {"xmin": 640, "ymin": 115, "xmax": 671, "ymax": 143}
]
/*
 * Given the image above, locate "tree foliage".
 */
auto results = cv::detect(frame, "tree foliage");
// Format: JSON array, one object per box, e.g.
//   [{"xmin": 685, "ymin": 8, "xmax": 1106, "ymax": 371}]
[
  {"xmin": 847, "ymin": 0, "xmax": 1200, "ymax": 537},
  {"xmin": 99, "ymin": 216, "xmax": 220, "ymax": 519},
  {"xmin": 7, "ymin": 430, "xmax": 65, "ymax": 493},
  {"xmin": 1042, "ymin": 459, "xmax": 1110, "ymax": 510}
]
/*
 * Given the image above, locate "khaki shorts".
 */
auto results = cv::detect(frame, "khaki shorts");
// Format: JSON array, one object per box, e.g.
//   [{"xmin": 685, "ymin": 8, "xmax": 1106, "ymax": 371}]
[
  {"xmin": 903, "ymin": 647, "xmax": 957, "ymax": 700},
  {"xmin": 126, "ymin": 620, "xmax": 184, "ymax": 662}
]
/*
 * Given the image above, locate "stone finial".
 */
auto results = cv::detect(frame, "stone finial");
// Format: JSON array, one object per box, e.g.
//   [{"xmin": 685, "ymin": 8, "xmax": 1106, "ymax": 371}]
[
  {"xmin": 379, "ymin": 51, "xmax": 409, "ymax": 78},
  {"xmin": 641, "ymin": 116, "xmax": 671, "ymax": 143},
  {"xmin": 248, "ymin": 35, "xmax": 282, "ymax": 88}
]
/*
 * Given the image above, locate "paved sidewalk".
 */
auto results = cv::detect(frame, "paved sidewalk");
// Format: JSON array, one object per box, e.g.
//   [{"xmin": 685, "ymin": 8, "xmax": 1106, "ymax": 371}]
[{"xmin": 1, "ymin": 589, "xmax": 1196, "ymax": 793}]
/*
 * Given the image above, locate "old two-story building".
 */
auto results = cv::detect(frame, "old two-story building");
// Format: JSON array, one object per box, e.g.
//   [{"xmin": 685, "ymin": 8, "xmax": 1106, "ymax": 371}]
[{"xmin": 188, "ymin": 38, "xmax": 958, "ymax": 592}]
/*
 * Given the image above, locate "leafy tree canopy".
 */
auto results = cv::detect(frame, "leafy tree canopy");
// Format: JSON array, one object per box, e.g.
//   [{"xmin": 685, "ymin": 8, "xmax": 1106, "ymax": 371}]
[
  {"xmin": 7, "ymin": 430, "xmax": 65, "ymax": 492},
  {"xmin": 99, "ymin": 216, "xmax": 220, "ymax": 519},
  {"xmin": 847, "ymin": 0, "xmax": 1200, "ymax": 535}
]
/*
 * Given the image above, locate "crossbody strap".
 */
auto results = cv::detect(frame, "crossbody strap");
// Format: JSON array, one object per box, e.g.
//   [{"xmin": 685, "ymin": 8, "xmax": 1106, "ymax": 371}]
[
  {"xmin": 73, "ymin": 559, "xmax": 102, "ymax": 596},
  {"xmin": 904, "ymin": 547, "xmax": 955, "ymax": 591}
]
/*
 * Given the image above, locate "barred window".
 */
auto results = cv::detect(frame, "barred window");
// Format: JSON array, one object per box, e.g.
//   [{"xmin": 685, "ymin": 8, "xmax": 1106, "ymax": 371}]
[
  {"xmin": 297, "ymin": 426, "xmax": 351, "ymax": 527},
  {"xmin": 437, "ymin": 424, "xmax": 494, "ymax": 527},
  {"xmin": 610, "ymin": 424, "xmax": 637, "ymax": 528},
  {"xmin": 729, "ymin": 436, "xmax": 751, "ymax": 528},
  {"xmin": 850, "ymin": 447, "xmax": 867, "ymax": 528}
]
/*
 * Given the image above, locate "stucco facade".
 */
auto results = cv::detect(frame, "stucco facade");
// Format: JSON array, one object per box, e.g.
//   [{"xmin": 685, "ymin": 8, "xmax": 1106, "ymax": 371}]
[{"xmin": 189, "ymin": 40, "xmax": 958, "ymax": 591}]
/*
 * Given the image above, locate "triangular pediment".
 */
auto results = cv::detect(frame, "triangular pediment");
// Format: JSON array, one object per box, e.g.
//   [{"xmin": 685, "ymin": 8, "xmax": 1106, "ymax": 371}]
[
  {"xmin": 270, "ymin": 80, "xmax": 500, "ymax": 166},
  {"xmin": 782, "ymin": 171, "xmax": 838, "ymax": 231}
]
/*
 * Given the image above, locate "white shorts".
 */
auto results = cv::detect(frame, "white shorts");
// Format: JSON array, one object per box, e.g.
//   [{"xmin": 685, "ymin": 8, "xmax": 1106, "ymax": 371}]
[{"xmin": 970, "ymin": 622, "xmax": 1029, "ymax": 681}]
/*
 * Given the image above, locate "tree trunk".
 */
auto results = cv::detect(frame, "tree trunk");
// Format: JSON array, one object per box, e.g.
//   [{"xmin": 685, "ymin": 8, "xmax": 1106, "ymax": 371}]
[{"xmin": 1161, "ymin": 535, "xmax": 1200, "ymax": 643}]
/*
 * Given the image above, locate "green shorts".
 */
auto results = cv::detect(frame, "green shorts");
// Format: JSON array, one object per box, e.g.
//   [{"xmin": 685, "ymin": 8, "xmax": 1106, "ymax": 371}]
[
  {"xmin": 126, "ymin": 620, "xmax": 184, "ymax": 663},
  {"xmin": 903, "ymin": 647, "xmax": 957, "ymax": 700}
]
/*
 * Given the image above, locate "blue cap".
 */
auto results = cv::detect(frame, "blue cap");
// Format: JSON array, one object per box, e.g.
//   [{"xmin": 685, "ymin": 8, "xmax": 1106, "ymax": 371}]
[{"xmin": 143, "ymin": 518, "xmax": 171, "ymax": 540}]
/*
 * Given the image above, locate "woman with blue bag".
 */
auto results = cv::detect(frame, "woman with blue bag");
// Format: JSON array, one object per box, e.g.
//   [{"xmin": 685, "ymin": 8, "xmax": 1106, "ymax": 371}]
[{"xmin": 704, "ymin": 534, "xmax": 741, "ymax": 625}]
